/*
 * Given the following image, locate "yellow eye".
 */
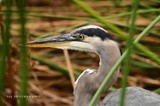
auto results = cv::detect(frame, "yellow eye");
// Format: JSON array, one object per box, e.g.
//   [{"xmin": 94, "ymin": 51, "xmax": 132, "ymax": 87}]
[{"xmin": 79, "ymin": 35, "xmax": 84, "ymax": 40}]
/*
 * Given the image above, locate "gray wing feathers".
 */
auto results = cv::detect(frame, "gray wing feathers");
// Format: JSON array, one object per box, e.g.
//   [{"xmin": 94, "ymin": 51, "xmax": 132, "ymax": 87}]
[{"xmin": 103, "ymin": 87, "xmax": 160, "ymax": 106}]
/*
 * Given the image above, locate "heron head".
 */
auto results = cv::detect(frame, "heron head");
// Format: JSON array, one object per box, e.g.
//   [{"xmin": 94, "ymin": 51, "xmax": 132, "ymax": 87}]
[{"xmin": 28, "ymin": 25, "xmax": 114, "ymax": 53}]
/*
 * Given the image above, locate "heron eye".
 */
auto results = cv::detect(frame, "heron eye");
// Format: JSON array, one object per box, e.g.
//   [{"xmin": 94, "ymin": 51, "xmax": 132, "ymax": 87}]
[{"xmin": 78, "ymin": 35, "xmax": 84, "ymax": 40}]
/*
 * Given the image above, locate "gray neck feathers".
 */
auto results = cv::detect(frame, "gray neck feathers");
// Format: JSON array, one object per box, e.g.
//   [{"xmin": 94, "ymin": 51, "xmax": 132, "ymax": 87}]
[{"xmin": 74, "ymin": 40, "xmax": 121, "ymax": 106}]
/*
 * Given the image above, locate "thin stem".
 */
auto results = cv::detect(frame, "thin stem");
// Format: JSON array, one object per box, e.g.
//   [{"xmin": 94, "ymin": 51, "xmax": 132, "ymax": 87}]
[
  {"xmin": 16, "ymin": 0, "xmax": 28, "ymax": 106},
  {"xmin": 120, "ymin": 0, "xmax": 139, "ymax": 106},
  {"xmin": 134, "ymin": 15, "xmax": 160, "ymax": 43},
  {"xmin": 0, "ymin": 0, "xmax": 12, "ymax": 105},
  {"xmin": 63, "ymin": 50, "xmax": 75, "ymax": 88}
]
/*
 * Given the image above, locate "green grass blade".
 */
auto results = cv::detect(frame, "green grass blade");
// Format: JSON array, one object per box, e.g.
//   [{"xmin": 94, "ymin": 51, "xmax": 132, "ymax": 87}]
[
  {"xmin": 72, "ymin": 0, "xmax": 160, "ymax": 64},
  {"xmin": 154, "ymin": 88, "xmax": 160, "ymax": 94},
  {"xmin": 105, "ymin": 8, "xmax": 160, "ymax": 19},
  {"xmin": 89, "ymin": 50, "xmax": 128, "ymax": 106},
  {"xmin": 89, "ymin": 14, "xmax": 160, "ymax": 106},
  {"xmin": 72, "ymin": 0, "xmax": 127, "ymax": 39},
  {"xmin": 16, "ymin": 0, "xmax": 28, "ymax": 106},
  {"xmin": 131, "ymin": 60, "xmax": 159, "ymax": 69},
  {"xmin": 120, "ymin": 0, "xmax": 139, "ymax": 106},
  {"xmin": 134, "ymin": 15, "xmax": 160, "ymax": 43},
  {"xmin": 0, "ymin": 0, "xmax": 12, "ymax": 105}
]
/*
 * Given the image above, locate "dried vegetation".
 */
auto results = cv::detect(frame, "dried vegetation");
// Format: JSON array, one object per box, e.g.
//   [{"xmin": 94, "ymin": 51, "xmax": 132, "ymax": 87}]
[{"xmin": 0, "ymin": 0, "xmax": 160, "ymax": 106}]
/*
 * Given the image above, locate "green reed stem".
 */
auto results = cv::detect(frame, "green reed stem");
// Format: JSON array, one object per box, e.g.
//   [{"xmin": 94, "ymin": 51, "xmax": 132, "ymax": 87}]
[
  {"xmin": 16, "ymin": 0, "xmax": 28, "ymax": 106},
  {"xmin": 120, "ymin": 0, "xmax": 139, "ymax": 106},
  {"xmin": 0, "ymin": 0, "xmax": 12, "ymax": 105},
  {"xmin": 72, "ymin": 0, "xmax": 160, "ymax": 64},
  {"xmin": 89, "ymin": 14, "xmax": 160, "ymax": 106}
]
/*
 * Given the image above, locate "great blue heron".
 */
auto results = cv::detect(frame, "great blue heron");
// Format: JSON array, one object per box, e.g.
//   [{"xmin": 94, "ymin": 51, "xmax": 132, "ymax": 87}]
[{"xmin": 28, "ymin": 25, "xmax": 160, "ymax": 106}]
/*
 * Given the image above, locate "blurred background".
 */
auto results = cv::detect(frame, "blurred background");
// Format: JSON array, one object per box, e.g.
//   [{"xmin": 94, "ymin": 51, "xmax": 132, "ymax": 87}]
[{"xmin": 0, "ymin": 0, "xmax": 160, "ymax": 106}]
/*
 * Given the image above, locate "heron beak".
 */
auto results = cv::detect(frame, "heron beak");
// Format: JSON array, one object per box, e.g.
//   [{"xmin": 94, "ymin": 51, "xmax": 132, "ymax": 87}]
[{"xmin": 28, "ymin": 34, "xmax": 78, "ymax": 48}]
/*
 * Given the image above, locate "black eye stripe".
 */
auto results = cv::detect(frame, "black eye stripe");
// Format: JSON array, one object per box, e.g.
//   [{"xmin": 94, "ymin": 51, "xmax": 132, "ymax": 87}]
[{"xmin": 72, "ymin": 28, "xmax": 113, "ymax": 40}]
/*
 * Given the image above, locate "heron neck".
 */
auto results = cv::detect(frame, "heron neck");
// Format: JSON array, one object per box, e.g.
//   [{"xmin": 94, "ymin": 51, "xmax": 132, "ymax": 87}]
[
  {"xmin": 97, "ymin": 46, "xmax": 120, "ymax": 91},
  {"xmin": 74, "ymin": 41, "xmax": 121, "ymax": 106}
]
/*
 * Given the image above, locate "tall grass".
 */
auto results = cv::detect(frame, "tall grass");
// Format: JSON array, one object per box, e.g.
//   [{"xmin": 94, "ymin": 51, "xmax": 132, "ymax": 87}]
[
  {"xmin": 16, "ymin": 0, "xmax": 29, "ymax": 106},
  {"xmin": 120, "ymin": 0, "xmax": 139, "ymax": 106},
  {"xmin": 72, "ymin": 0, "xmax": 160, "ymax": 64},
  {"xmin": 70, "ymin": 0, "xmax": 160, "ymax": 105},
  {"xmin": 0, "ymin": 1, "xmax": 159, "ymax": 106},
  {"xmin": 89, "ymin": 14, "xmax": 160, "ymax": 106},
  {"xmin": 0, "ymin": 0, "xmax": 12, "ymax": 105}
]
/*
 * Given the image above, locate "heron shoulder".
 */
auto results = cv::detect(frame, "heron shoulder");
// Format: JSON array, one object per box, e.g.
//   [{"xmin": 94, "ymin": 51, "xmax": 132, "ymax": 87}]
[
  {"xmin": 74, "ymin": 69, "xmax": 96, "ymax": 90},
  {"xmin": 103, "ymin": 87, "xmax": 160, "ymax": 106}
]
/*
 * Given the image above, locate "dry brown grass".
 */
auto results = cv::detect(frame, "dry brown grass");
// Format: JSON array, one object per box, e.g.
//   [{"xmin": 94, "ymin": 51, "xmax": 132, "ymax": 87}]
[{"xmin": 1, "ymin": 0, "xmax": 160, "ymax": 106}]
